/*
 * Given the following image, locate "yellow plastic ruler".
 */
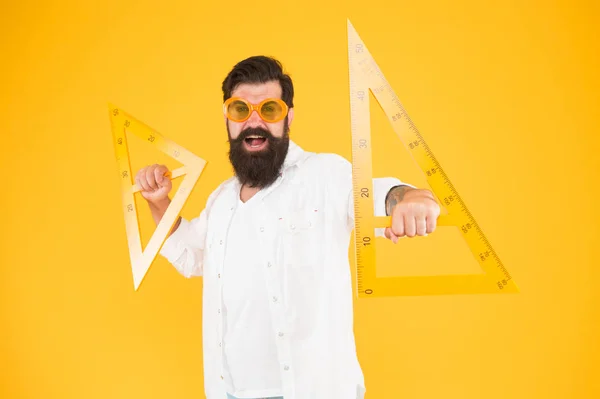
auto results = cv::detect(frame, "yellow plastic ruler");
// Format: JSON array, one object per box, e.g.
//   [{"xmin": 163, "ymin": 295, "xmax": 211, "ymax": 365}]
[
  {"xmin": 108, "ymin": 104, "xmax": 207, "ymax": 290},
  {"xmin": 347, "ymin": 20, "xmax": 518, "ymax": 297}
]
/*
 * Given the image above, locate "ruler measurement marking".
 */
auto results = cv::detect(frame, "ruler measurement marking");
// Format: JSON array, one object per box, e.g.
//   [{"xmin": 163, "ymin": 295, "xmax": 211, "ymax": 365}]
[
  {"xmin": 109, "ymin": 104, "xmax": 207, "ymax": 291},
  {"xmin": 347, "ymin": 20, "xmax": 517, "ymax": 297}
]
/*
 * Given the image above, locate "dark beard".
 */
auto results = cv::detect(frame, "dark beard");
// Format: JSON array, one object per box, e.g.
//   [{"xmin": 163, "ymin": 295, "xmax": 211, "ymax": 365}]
[{"xmin": 227, "ymin": 121, "xmax": 290, "ymax": 189}]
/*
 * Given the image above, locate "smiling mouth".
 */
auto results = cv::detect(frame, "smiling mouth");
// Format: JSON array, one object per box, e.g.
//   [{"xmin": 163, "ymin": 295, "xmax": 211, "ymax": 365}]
[{"xmin": 244, "ymin": 135, "xmax": 268, "ymax": 149}]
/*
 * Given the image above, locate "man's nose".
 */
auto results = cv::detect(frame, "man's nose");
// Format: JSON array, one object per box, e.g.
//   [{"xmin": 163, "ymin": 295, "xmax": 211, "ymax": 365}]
[{"xmin": 245, "ymin": 110, "xmax": 263, "ymax": 127}]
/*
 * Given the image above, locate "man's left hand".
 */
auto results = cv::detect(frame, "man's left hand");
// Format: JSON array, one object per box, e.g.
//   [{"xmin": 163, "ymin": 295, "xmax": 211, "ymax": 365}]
[{"xmin": 385, "ymin": 189, "xmax": 441, "ymax": 244}]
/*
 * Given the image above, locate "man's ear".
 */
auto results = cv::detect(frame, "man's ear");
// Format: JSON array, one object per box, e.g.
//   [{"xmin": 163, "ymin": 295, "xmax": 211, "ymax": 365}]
[{"xmin": 287, "ymin": 108, "xmax": 294, "ymax": 130}]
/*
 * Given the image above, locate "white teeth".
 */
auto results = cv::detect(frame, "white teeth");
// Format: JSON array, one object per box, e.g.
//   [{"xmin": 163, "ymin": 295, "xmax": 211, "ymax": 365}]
[{"xmin": 244, "ymin": 135, "xmax": 266, "ymax": 148}]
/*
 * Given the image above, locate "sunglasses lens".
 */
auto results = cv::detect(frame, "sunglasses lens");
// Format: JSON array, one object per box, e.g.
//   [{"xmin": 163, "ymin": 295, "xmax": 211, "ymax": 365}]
[
  {"xmin": 227, "ymin": 100, "xmax": 250, "ymax": 121},
  {"xmin": 260, "ymin": 100, "xmax": 284, "ymax": 122}
]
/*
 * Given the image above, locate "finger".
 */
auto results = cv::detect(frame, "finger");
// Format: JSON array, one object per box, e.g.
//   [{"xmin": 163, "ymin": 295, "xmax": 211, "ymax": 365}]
[
  {"xmin": 138, "ymin": 172, "xmax": 151, "ymax": 192},
  {"xmin": 154, "ymin": 165, "xmax": 167, "ymax": 186},
  {"xmin": 416, "ymin": 215, "xmax": 427, "ymax": 236},
  {"xmin": 135, "ymin": 167, "xmax": 145, "ymax": 183},
  {"xmin": 384, "ymin": 227, "xmax": 392, "ymax": 239},
  {"xmin": 146, "ymin": 165, "xmax": 158, "ymax": 190},
  {"xmin": 426, "ymin": 213, "xmax": 437, "ymax": 234},
  {"xmin": 426, "ymin": 202, "xmax": 440, "ymax": 234},
  {"xmin": 136, "ymin": 167, "xmax": 151, "ymax": 192},
  {"xmin": 391, "ymin": 212, "xmax": 405, "ymax": 237},
  {"xmin": 404, "ymin": 213, "xmax": 416, "ymax": 237},
  {"xmin": 385, "ymin": 227, "xmax": 399, "ymax": 244}
]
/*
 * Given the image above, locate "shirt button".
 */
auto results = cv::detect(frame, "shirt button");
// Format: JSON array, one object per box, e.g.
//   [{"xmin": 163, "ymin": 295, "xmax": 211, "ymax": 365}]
[
  {"xmin": 278, "ymin": 332, "xmax": 284, "ymax": 337},
  {"xmin": 260, "ymin": 227, "xmax": 265, "ymax": 232},
  {"xmin": 267, "ymin": 262, "xmax": 272, "ymax": 268},
  {"xmin": 290, "ymin": 224, "xmax": 296, "ymax": 230},
  {"xmin": 272, "ymin": 296, "xmax": 278, "ymax": 303},
  {"xmin": 218, "ymin": 273, "xmax": 221, "ymax": 278},
  {"xmin": 283, "ymin": 365, "xmax": 290, "ymax": 371},
  {"xmin": 218, "ymin": 308, "xmax": 221, "ymax": 314}
]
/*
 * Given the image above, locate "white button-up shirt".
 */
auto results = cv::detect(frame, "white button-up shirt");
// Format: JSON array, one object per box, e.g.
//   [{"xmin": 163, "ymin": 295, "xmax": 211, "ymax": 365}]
[{"xmin": 159, "ymin": 141, "xmax": 408, "ymax": 399}]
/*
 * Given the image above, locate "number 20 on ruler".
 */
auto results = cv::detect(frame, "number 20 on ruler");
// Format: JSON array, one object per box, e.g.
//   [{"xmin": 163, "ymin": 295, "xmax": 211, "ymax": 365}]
[{"xmin": 347, "ymin": 19, "xmax": 518, "ymax": 297}]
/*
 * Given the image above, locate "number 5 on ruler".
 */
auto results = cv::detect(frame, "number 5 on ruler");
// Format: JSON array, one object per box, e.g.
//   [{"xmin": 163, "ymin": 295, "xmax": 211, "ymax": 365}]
[{"xmin": 347, "ymin": 20, "xmax": 518, "ymax": 297}]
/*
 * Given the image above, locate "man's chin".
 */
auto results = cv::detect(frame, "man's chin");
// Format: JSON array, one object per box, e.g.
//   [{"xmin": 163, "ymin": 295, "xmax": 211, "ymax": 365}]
[{"xmin": 228, "ymin": 131, "xmax": 290, "ymax": 188}]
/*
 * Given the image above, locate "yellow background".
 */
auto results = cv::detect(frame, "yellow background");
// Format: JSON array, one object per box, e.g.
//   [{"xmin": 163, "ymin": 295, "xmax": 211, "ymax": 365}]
[{"xmin": 1, "ymin": 0, "xmax": 599, "ymax": 398}]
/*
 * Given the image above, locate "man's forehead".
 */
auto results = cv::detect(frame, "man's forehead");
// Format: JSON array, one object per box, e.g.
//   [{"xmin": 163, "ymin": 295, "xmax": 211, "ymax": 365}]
[{"xmin": 231, "ymin": 81, "xmax": 282, "ymax": 101}]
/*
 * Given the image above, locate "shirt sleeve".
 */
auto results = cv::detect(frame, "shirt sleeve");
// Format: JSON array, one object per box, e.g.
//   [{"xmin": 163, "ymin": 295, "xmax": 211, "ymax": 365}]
[
  {"xmin": 325, "ymin": 154, "xmax": 415, "ymax": 237},
  {"xmin": 158, "ymin": 184, "xmax": 222, "ymax": 278}
]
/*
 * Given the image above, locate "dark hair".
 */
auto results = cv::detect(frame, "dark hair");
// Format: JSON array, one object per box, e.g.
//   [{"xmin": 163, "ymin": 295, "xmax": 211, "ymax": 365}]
[{"xmin": 221, "ymin": 55, "xmax": 294, "ymax": 108}]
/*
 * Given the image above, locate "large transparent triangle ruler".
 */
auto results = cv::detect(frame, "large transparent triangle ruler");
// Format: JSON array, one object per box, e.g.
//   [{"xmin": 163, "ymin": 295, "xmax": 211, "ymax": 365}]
[
  {"xmin": 109, "ymin": 104, "xmax": 207, "ymax": 290},
  {"xmin": 347, "ymin": 20, "xmax": 518, "ymax": 297}
]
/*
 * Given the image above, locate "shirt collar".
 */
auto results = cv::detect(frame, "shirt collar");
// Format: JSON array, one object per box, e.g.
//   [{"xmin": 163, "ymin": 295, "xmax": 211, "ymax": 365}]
[{"xmin": 281, "ymin": 139, "xmax": 308, "ymax": 174}]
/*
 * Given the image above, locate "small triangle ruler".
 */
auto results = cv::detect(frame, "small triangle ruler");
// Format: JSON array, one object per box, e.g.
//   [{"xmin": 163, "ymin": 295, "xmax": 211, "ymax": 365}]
[{"xmin": 108, "ymin": 104, "xmax": 206, "ymax": 290}]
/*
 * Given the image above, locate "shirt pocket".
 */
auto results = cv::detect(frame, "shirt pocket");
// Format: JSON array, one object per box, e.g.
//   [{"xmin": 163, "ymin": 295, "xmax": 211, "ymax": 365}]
[
  {"xmin": 281, "ymin": 206, "xmax": 323, "ymax": 268},
  {"xmin": 279, "ymin": 206, "xmax": 325, "ymax": 337}
]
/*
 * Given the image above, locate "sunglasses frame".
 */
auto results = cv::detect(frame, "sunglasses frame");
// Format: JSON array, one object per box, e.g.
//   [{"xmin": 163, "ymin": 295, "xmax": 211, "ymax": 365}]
[{"xmin": 223, "ymin": 97, "xmax": 289, "ymax": 123}]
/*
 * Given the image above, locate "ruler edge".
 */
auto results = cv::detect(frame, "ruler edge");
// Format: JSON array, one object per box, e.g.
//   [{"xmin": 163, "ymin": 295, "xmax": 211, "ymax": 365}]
[
  {"xmin": 108, "ymin": 103, "xmax": 208, "ymax": 291},
  {"xmin": 346, "ymin": 19, "xmax": 518, "ymax": 297}
]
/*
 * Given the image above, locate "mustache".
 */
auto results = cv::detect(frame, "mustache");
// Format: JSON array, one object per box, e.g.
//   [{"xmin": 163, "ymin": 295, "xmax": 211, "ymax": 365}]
[{"xmin": 231, "ymin": 127, "xmax": 276, "ymax": 142}]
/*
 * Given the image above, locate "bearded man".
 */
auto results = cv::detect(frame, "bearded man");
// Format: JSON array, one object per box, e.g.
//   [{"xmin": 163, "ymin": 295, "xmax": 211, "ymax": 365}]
[{"xmin": 134, "ymin": 55, "xmax": 440, "ymax": 399}]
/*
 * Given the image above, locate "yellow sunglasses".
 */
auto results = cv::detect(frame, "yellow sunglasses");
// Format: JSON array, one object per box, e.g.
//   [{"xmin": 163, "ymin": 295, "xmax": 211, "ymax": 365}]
[{"xmin": 223, "ymin": 97, "xmax": 289, "ymax": 123}]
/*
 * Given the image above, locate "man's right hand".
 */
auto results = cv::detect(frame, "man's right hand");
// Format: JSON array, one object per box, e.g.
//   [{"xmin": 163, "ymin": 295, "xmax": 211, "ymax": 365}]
[{"xmin": 135, "ymin": 164, "xmax": 172, "ymax": 204}]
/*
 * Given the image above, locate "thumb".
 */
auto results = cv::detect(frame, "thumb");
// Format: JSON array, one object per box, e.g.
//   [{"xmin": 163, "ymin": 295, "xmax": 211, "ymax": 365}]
[
  {"xmin": 384, "ymin": 227, "xmax": 399, "ymax": 244},
  {"xmin": 161, "ymin": 174, "xmax": 172, "ymax": 191},
  {"xmin": 154, "ymin": 167, "xmax": 169, "ymax": 186}
]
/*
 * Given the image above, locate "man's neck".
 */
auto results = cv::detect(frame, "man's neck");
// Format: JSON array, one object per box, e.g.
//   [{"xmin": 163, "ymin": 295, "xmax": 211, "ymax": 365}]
[{"xmin": 239, "ymin": 184, "xmax": 261, "ymax": 203}]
